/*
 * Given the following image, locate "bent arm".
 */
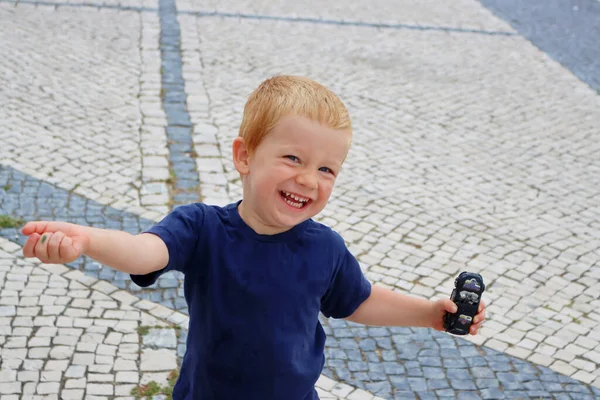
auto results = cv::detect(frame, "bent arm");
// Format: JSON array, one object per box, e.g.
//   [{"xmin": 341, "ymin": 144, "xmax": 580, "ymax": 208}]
[{"xmin": 83, "ymin": 228, "xmax": 168, "ymax": 275}]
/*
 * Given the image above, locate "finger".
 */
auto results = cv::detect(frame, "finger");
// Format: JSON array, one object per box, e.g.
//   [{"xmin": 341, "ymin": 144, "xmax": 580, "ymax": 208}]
[
  {"xmin": 473, "ymin": 309, "xmax": 486, "ymax": 324},
  {"xmin": 478, "ymin": 300, "xmax": 486, "ymax": 313},
  {"xmin": 22, "ymin": 221, "xmax": 70, "ymax": 236},
  {"xmin": 23, "ymin": 233, "xmax": 41, "ymax": 258},
  {"xmin": 22, "ymin": 221, "xmax": 49, "ymax": 236},
  {"xmin": 59, "ymin": 236, "xmax": 79, "ymax": 262},
  {"xmin": 443, "ymin": 299, "xmax": 458, "ymax": 313},
  {"xmin": 470, "ymin": 321, "xmax": 483, "ymax": 335},
  {"xmin": 34, "ymin": 233, "xmax": 52, "ymax": 263},
  {"xmin": 47, "ymin": 231, "xmax": 65, "ymax": 262}
]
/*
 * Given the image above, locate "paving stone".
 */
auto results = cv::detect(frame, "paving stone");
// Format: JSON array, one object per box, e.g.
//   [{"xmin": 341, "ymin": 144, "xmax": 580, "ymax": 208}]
[
  {"xmin": 60, "ymin": 389, "xmax": 84, "ymax": 400},
  {"xmin": 140, "ymin": 349, "xmax": 177, "ymax": 371},
  {"xmin": 0, "ymin": 382, "xmax": 21, "ymax": 395},
  {"xmin": 142, "ymin": 328, "xmax": 178, "ymax": 348},
  {"xmin": 86, "ymin": 383, "xmax": 113, "ymax": 395},
  {"xmin": 37, "ymin": 382, "xmax": 60, "ymax": 394},
  {"xmin": 116, "ymin": 371, "xmax": 140, "ymax": 384},
  {"xmin": 64, "ymin": 366, "xmax": 86, "ymax": 379}
]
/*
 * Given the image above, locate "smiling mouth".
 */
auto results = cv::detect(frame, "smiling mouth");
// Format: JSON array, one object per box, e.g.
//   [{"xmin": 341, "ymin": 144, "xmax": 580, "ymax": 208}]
[{"xmin": 280, "ymin": 191, "xmax": 311, "ymax": 209}]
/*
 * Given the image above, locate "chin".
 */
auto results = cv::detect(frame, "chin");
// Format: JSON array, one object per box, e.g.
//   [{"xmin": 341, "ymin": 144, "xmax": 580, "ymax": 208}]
[
  {"xmin": 278, "ymin": 215, "xmax": 306, "ymax": 228},
  {"xmin": 275, "ymin": 210, "xmax": 311, "ymax": 228}
]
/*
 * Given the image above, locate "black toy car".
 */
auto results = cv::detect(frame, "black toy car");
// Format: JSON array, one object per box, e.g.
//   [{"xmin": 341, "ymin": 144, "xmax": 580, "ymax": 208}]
[{"xmin": 443, "ymin": 272, "xmax": 485, "ymax": 335}]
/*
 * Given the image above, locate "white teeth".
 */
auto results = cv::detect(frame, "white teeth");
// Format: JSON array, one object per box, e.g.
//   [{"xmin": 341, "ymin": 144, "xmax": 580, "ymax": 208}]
[
  {"xmin": 284, "ymin": 191, "xmax": 308, "ymax": 203},
  {"xmin": 281, "ymin": 191, "xmax": 309, "ymax": 208},
  {"xmin": 284, "ymin": 197, "xmax": 303, "ymax": 208}
]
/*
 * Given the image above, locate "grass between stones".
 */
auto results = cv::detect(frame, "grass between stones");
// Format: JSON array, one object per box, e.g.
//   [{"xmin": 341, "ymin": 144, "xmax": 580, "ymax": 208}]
[
  {"xmin": 136, "ymin": 325, "xmax": 182, "ymax": 337},
  {"xmin": 131, "ymin": 369, "xmax": 180, "ymax": 400},
  {"xmin": 133, "ymin": 325, "xmax": 182, "ymax": 398},
  {"xmin": 0, "ymin": 214, "xmax": 24, "ymax": 229},
  {"xmin": 137, "ymin": 325, "xmax": 151, "ymax": 336}
]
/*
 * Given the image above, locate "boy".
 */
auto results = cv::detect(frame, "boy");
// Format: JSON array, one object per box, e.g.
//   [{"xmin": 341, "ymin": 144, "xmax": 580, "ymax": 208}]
[{"xmin": 22, "ymin": 76, "xmax": 485, "ymax": 399}]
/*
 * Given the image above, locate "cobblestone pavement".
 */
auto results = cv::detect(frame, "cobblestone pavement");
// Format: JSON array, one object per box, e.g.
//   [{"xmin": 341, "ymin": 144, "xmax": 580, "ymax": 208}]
[
  {"xmin": 1, "ymin": 0, "xmax": 600, "ymax": 398},
  {"xmin": 479, "ymin": 0, "xmax": 600, "ymax": 92}
]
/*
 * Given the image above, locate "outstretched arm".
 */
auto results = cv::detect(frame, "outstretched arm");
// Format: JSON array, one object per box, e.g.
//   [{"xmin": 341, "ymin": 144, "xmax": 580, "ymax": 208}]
[
  {"xmin": 22, "ymin": 221, "xmax": 168, "ymax": 276},
  {"xmin": 345, "ymin": 285, "xmax": 485, "ymax": 334}
]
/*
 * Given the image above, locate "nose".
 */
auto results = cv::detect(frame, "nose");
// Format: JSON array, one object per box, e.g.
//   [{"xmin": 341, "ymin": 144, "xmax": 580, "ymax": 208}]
[{"xmin": 296, "ymin": 170, "xmax": 318, "ymax": 190}]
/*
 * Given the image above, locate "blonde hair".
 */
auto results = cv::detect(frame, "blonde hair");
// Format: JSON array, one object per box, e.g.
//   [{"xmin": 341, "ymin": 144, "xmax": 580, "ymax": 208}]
[{"xmin": 238, "ymin": 75, "xmax": 351, "ymax": 154}]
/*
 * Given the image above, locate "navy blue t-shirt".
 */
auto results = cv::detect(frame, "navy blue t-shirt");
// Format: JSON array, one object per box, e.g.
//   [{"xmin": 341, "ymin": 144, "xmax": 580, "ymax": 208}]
[{"xmin": 131, "ymin": 201, "xmax": 371, "ymax": 400}]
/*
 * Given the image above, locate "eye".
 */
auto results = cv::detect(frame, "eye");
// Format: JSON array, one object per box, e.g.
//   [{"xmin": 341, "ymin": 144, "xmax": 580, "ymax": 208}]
[
  {"xmin": 319, "ymin": 167, "xmax": 334, "ymax": 175},
  {"xmin": 285, "ymin": 155, "xmax": 299, "ymax": 162}
]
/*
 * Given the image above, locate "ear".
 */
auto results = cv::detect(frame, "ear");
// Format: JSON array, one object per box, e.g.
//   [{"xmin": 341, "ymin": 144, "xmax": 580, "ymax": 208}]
[{"xmin": 232, "ymin": 137, "xmax": 250, "ymax": 175}]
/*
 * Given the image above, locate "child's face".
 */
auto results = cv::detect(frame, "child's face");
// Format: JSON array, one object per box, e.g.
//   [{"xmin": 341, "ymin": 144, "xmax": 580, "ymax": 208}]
[{"xmin": 236, "ymin": 115, "xmax": 351, "ymax": 234}]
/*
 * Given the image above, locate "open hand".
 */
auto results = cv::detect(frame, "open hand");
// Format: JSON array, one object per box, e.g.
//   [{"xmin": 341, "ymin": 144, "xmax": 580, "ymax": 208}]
[
  {"xmin": 22, "ymin": 221, "xmax": 89, "ymax": 264},
  {"xmin": 431, "ymin": 298, "xmax": 486, "ymax": 335}
]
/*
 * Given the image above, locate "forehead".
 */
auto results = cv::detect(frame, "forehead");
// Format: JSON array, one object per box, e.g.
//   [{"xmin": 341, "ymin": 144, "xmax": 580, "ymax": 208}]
[{"xmin": 269, "ymin": 115, "xmax": 352, "ymax": 150}]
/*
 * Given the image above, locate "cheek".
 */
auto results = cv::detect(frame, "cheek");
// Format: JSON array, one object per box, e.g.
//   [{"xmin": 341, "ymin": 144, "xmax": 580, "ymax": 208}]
[
  {"xmin": 254, "ymin": 166, "xmax": 285, "ymax": 190},
  {"xmin": 265, "ymin": 165, "xmax": 293, "ymax": 183},
  {"xmin": 318, "ymin": 180, "xmax": 335, "ymax": 197}
]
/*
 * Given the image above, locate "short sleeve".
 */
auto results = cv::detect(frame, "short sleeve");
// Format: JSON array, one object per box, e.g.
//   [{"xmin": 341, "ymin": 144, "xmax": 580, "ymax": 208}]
[
  {"xmin": 130, "ymin": 203, "xmax": 204, "ymax": 287},
  {"xmin": 320, "ymin": 233, "xmax": 372, "ymax": 319}
]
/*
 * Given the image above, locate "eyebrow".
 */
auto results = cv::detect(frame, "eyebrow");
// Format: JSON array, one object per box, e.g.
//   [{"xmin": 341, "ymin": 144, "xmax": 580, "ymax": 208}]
[{"xmin": 278, "ymin": 141, "xmax": 346, "ymax": 164}]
